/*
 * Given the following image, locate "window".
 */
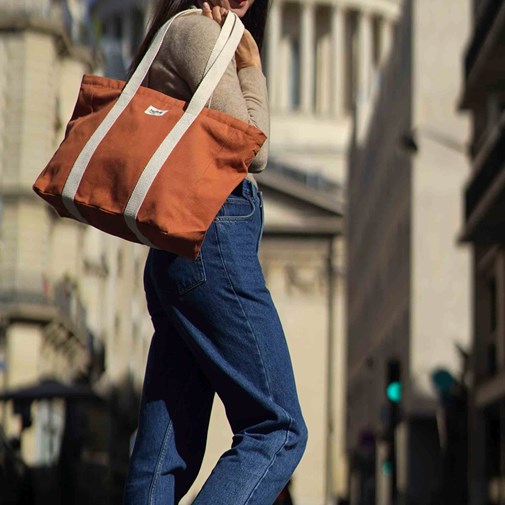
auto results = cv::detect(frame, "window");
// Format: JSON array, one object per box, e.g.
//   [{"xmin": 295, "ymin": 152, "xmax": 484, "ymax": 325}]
[
  {"xmin": 117, "ymin": 248, "xmax": 123, "ymax": 277},
  {"xmin": 476, "ymin": 248, "xmax": 505, "ymax": 379},
  {"xmin": 282, "ymin": 3, "xmax": 301, "ymax": 111},
  {"xmin": 131, "ymin": 7, "xmax": 145, "ymax": 60},
  {"xmin": 372, "ymin": 16, "xmax": 382, "ymax": 69},
  {"xmin": 344, "ymin": 11, "xmax": 359, "ymax": 112},
  {"xmin": 487, "ymin": 277, "xmax": 498, "ymax": 376},
  {"xmin": 315, "ymin": 5, "xmax": 331, "ymax": 115},
  {"xmin": 289, "ymin": 39, "xmax": 301, "ymax": 109},
  {"xmin": 112, "ymin": 15, "xmax": 123, "ymax": 39}
]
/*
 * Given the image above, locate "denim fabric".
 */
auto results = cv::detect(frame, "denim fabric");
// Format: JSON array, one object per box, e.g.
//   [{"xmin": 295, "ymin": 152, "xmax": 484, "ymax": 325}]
[{"xmin": 123, "ymin": 179, "xmax": 308, "ymax": 505}]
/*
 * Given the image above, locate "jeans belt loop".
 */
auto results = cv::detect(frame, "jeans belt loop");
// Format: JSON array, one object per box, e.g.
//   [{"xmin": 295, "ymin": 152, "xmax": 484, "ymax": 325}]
[{"xmin": 249, "ymin": 180, "xmax": 258, "ymax": 201}]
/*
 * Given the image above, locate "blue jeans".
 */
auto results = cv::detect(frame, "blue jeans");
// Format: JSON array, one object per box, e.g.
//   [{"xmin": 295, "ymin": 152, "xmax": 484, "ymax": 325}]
[{"xmin": 123, "ymin": 179, "xmax": 308, "ymax": 505}]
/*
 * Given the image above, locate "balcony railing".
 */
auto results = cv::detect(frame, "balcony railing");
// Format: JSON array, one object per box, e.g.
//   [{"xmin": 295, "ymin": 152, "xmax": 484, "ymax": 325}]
[
  {"xmin": 0, "ymin": 277, "xmax": 90, "ymax": 344},
  {"xmin": 0, "ymin": 0, "xmax": 63, "ymax": 21},
  {"xmin": 464, "ymin": 0, "xmax": 503, "ymax": 80},
  {"xmin": 0, "ymin": 0, "xmax": 82, "ymax": 42},
  {"xmin": 53, "ymin": 279, "xmax": 89, "ymax": 337}
]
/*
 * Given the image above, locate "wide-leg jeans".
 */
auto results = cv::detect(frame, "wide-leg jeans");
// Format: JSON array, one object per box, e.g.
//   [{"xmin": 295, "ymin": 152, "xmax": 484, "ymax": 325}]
[{"xmin": 123, "ymin": 179, "xmax": 308, "ymax": 505}]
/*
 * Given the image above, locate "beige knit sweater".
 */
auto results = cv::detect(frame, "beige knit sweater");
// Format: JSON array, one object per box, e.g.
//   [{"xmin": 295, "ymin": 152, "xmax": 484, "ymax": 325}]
[{"xmin": 147, "ymin": 10, "xmax": 270, "ymax": 184}]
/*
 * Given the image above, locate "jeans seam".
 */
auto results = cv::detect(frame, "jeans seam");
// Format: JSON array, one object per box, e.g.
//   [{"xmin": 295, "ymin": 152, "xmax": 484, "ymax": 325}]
[
  {"xmin": 214, "ymin": 194, "xmax": 256, "ymax": 222},
  {"xmin": 243, "ymin": 416, "xmax": 294, "ymax": 505},
  {"xmin": 146, "ymin": 367, "xmax": 197, "ymax": 505},
  {"xmin": 256, "ymin": 192, "xmax": 264, "ymax": 255},
  {"xmin": 147, "ymin": 418, "xmax": 174, "ymax": 505},
  {"xmin": 212, "ymin": 224, "xmax": 273, "ymax": 400}
]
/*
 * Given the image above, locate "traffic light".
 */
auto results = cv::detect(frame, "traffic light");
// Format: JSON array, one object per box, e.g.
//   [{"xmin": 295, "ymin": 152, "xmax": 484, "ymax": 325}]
[
  {"xmin": 384, "ymin": 359, "xmax": 402, "ymax": 435},
  {"xmin": 382, "ymin": 458, "xmax": 393, "ymax": 477},
  {"xmin": 387, "ymin": 381, "xmax": 402, "ymax": 403},
  {"xmin": 383, "ymin": 359, "xmax": 402, "ymax": 504},
  {"xmin": 386, "ymin": 359, "xmax": 402, "ymax": 405}
]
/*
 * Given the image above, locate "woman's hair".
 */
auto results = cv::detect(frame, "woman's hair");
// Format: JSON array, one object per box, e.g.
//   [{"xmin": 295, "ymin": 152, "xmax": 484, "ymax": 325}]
[{"xmin": 128, "ymin": 0, "xmax": 270, "ymax": 78}]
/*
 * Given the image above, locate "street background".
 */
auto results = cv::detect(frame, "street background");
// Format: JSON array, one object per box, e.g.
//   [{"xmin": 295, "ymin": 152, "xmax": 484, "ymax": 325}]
[{"xmin": 0, "ymin": 0, "xmax": 501, "ymax": 504}]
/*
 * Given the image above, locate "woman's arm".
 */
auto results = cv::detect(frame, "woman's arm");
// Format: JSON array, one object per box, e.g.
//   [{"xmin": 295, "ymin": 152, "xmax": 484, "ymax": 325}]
[{"xmin": 164, "ymin": 14, "xmax": 269, "ymax": 172}]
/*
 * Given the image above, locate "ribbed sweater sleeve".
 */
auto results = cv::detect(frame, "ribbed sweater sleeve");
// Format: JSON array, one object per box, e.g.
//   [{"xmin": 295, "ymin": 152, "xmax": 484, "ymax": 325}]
[{"xmin": 148, "ymin": 13, "xmax": 270, "ymax": 173}]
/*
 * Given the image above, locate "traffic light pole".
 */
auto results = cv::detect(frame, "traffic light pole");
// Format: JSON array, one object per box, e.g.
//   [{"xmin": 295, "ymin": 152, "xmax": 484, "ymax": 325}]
[
  {"xmin": 385, "ymin": 359, "xmax": 401, "ymax": 505},
  {"xmin": 391, "ymin": 404, "xmax": 398, "ymax": 505}
]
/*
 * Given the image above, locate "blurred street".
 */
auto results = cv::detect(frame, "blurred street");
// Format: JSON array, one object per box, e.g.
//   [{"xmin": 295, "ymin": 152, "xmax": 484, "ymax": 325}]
[{"xmin": 0, "ymin": 0, "xmax": 503, "ymax": 504}]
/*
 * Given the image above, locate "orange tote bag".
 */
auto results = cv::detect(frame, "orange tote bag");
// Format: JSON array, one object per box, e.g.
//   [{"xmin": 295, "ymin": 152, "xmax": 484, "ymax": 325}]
[{"xmin": 33, "ymin": 10, "xmax": 266, "ymax": 260}]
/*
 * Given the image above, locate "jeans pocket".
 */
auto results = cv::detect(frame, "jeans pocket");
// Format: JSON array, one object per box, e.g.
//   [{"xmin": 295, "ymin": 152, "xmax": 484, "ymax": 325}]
[
  {"xmin": 150, "ymin": 248, "xmax": 207, "ymax": 297},
  {"xmin": 214, "ymin": 193, "xmax": 256, "ymax": 221}
]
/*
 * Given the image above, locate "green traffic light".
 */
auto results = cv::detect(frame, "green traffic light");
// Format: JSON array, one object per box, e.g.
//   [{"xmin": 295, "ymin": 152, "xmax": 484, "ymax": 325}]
[
  {"xmin": 382, "ymin": 460, "xmax": 393, "ymax": 476},
  {"xmin": 387, "ymin": 381, "xmax": 402, "ymax": 403}
]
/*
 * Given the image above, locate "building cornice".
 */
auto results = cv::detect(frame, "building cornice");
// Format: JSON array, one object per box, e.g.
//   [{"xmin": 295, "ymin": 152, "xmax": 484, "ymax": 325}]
[
  {"xmin": 0, "ymin": 12, "xmax": 95, "ymax": 69},
  {"xmin": 272, "ymin": 0, "xmax": 401, "ymax": 19},
  {"xmin": 255, "ymin": 164, "xmax": 344, "ymax": 238},
  {"xmin": 256, "ymin": 164, "xmax": 344, "ymax": 216},
  {"xmin": 0, "ymin": 300, "xmax": 89, "ymax": 350}
]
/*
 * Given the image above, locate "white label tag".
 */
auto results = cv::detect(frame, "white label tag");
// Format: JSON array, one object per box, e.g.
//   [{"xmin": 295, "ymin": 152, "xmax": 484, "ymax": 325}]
[{"xmin": 145, "ymin": 106, "xmax": 168, "ymax": 117}]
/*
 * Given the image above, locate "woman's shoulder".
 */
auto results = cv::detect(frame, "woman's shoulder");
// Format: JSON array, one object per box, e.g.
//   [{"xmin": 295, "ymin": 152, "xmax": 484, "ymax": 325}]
[
  {"xmin": 169, "ymin": 11, "xmax": 221, "ymax": 47},
  {"xmin": 154, "ymin": 11, "xmax": 225, "ymax": 92}
]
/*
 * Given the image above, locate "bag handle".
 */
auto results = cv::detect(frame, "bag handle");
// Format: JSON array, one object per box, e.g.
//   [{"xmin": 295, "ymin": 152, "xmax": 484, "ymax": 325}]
[
  {"xmin": 123, "ymin": 13, "xmax": 245, "ymax": 246},
  {"xmin": 204, "ymin": 9, "xmax": 236, "ymax": 77},
  {"xmin": 61, "ymin": 9, "xmax": 244, "ymax": 234},
  {"xmin": 124, "ymin": 8, "xmax": 238, "ymax": 99},
  {"xmin": 122, "ymin": 9, "xmax": 200, "ymax": 97},
  {"xmin": 203, "ymin": 7, "xmax": 237, "ymax": 106}
]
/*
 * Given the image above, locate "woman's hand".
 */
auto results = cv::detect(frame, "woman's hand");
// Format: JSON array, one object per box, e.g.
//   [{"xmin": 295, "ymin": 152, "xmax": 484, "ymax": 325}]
[
  {"xmin": 235, "ymin": 30, "xmax": 262, "ymax": 71},
  {"xmin": 202, "ymin": 2, "xmax": 262, "ymax": 71},
  {"xmin": 202, "ymin": 2, "xmax": 228, "ymax": 25}
]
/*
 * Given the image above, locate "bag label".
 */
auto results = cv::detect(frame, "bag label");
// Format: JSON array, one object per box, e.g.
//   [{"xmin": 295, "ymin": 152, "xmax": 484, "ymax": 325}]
[{"xmin": 145, "ymin": 106, "xmax": 168, "ymax": 117}]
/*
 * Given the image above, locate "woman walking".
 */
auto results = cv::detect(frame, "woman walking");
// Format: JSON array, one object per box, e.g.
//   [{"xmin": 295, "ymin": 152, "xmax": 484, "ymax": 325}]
[{"xmin": 123, "ymin": 1, "xmax": 308, "ymax": 503}]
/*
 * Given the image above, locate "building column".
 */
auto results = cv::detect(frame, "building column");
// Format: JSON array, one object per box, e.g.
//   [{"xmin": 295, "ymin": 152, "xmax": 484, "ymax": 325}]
[
  {"xmin": 266, "ymin": 0, "xmax": 281, "ymax": 109},
  {"xmin": 300, "ymin": 1, "xmax": 315, "ymax": 113},
  {"xmin": 331, "ymin": 2, "xmax": 345, "ymax": 117},
  {"xmin": 380, "ymin": 16, "xmax": 394, "ymax": 66},
  {"xmin": 358, "ymin": 9, "xmax": 373, "ymax": 102}
]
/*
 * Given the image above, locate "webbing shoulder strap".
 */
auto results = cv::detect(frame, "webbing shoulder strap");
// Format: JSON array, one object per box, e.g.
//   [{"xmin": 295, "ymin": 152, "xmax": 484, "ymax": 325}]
[
  {"xmin": 123, "ymin": 13, "xmax": 244, "ymax": 245},
  {"xmin": 61, "ymin": 9, "xmax": 244, "ymax": 249}
]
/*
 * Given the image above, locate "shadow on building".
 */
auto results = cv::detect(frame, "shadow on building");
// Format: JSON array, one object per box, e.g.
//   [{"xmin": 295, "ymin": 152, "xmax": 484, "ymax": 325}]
[{"xmin": 345, "ymin": 0, "xmax": 471, "ymax": 503}]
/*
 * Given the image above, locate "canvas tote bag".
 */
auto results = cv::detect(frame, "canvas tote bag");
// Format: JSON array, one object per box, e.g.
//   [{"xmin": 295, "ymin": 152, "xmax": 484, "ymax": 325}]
[{"xmin": 33, "ymin": 9, "xmax": 266, "ymax": 260}]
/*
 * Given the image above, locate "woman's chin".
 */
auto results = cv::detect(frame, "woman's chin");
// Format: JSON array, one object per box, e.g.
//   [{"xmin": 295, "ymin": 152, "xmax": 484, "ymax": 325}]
[
  {"xmin": 229, "ymin": 6, "xmax": 248, "ymax": 17},
  {"xmin": 228, "ymin": 0, "xmax": 251, "ymax": 17}
]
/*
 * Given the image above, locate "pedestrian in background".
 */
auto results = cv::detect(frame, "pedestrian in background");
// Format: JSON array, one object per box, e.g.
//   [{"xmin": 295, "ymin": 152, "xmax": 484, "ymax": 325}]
[{"xmin": 122, "ymin": 0, "xmax": 308, "ymax": 504}]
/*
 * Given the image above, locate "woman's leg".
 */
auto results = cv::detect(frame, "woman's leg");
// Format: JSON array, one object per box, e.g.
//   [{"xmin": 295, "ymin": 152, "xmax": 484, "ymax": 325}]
[
  {"xmin": 123, "ymin": 253, "xmax": 215, "ymax": 505},
  {"xmin": 148, "ymin": 180, "xmax": 308, "ymax": 505}
]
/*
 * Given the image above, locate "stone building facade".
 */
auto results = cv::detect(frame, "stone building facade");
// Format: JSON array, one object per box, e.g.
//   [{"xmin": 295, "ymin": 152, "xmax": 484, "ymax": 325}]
[
  {"xmin": 346, "ymin": 0, "xmax": 471, "ymax": 503},
  {"xmin": 0, "ymin": 2, "xmax": 152, "ymax": 497},
  {"xmin": 459, "ymin": 1, "xmax": 505, "ymax": 504},
  {"xmin": 264, "ymin": 0, "xmax": 399, "ymax": 187}
]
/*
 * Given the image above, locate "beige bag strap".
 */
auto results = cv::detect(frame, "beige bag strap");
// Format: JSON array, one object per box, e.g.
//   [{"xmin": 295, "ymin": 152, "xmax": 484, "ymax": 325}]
[
  {"xmin": 61, "ymin": 9, "xmax": 244, "ymax": 249},
  {"xmin": 124, "ymin": 13, "xmax": 244, "ymax": 246},
  {"xmin": 61, "ymin": 9, "xmax": 197, "ymax": 225}
]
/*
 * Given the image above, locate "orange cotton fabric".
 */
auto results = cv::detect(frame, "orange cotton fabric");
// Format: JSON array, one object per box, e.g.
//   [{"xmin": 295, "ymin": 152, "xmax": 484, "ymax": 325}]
[{"xmin": 33, "ymin": 75, "xmax": 266, "ymax": 259}]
